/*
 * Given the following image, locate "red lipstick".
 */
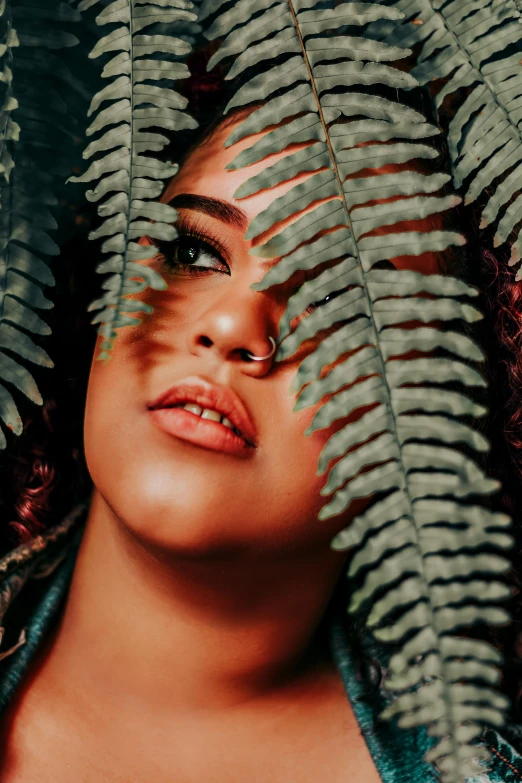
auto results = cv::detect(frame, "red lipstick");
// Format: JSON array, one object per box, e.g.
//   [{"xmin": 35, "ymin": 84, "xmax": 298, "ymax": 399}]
[{"xmin": 147, "ymin": 376, "xmax": 257, "ymax": 456}]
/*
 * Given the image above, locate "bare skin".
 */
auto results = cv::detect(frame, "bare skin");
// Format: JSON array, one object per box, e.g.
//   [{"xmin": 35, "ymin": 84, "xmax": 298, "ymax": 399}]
[{"xmin": 0, "ymin": 113, "xmax": 439, "ymax": 781}]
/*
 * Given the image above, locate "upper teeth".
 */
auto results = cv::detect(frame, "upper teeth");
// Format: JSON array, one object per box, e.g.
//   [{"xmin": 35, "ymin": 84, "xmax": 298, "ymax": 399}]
[{"xmin": 177, "ymin": 403, "xmax": 240, "ymax": 435}]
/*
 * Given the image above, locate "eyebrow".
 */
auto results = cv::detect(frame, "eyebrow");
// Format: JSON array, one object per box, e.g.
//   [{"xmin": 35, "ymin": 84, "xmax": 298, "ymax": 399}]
[
  {"xmin": 168, "ymin": 193, "xmax": 249, "ymax": 232},
  {"xmin": 169, "ymin": 192, "xmax": 281, "ymax": 271}
]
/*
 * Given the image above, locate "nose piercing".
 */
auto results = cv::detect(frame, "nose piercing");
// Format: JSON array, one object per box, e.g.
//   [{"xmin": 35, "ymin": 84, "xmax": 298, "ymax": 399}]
[{"xmin": 243, "ymin": 336, "xmax": 277, "ymax": 361}]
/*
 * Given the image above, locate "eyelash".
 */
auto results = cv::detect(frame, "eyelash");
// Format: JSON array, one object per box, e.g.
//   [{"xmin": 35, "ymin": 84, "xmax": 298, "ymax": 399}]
[
  {"xmin": 148, "ymin": 226, "xmax": 336, "ymax": 321},
  {"xmin": 150, "ymin": 228, "xmax": 230, "ymax": 277}
]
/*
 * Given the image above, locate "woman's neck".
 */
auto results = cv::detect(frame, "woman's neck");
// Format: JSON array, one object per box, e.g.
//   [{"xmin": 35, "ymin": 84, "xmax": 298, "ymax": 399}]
[{"xmin": 41, "ymin": 490, "xmax": 347, "ymax": 716}]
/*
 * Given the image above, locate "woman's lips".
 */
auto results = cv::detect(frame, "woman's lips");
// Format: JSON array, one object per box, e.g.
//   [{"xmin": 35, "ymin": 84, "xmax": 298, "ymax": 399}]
[
  {"xmin": 147, "ymin": 376, "xmax": 257, "ymax": 446},
  {"xmin": 148, "ymin": 406, "xmax": 255, "ymax": 456}
]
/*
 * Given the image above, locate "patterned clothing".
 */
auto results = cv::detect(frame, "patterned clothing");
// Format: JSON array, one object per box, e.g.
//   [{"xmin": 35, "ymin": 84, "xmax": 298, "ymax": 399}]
[{"xmin": 0, "ymin": 499, "xmax": 521, "ymax": 782}]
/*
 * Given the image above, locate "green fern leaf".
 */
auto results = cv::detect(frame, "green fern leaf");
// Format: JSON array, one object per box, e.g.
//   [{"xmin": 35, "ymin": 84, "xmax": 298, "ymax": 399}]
[
  {"xmin": 0, "ymin": 0, "xmax": 81, "ymax": 450},
  {"xmin": 200, "ymin": 1, "xmax": 513, "ymax": 780},
  {"xmin": 70, "ymin": 0, "xmax": 198, "ymax": 360},
  {"xmin": 365, "ymin": 0, "xmax": 522, "ymax": 279}
]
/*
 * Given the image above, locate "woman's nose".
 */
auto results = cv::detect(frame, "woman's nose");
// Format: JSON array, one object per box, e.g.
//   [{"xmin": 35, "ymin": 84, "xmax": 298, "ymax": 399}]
[{"xmin": 187, "ymin": 290, "xmax": 279, "ymax": 376}]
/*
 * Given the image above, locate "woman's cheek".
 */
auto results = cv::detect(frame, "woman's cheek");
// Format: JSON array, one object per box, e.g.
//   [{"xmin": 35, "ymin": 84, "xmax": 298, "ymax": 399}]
[{"xmin": 286, "ymin": 358, "xmax": 384, "ymax": 531}]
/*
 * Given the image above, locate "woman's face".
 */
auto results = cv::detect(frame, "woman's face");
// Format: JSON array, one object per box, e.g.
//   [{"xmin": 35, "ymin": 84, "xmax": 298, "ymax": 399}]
[{"xmin": 83, "ymin": 115, "xmax": 429, "ymax": 560}]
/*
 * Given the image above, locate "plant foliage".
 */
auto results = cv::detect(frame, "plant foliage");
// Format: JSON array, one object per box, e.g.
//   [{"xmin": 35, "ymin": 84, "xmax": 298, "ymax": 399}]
[
  {"xmin": 71, "ymin": 0, "xmax": 199, "ymax": 361},
  {"xmin": 365, "ymin": 0, "xmax": 522, "ymax": 279},
  {"xmin": 199, "ymin": 0, "xmax": 513, "ymax": 780},
  {"xmin": 0, "ymin": 0, "xmax": 80, "ymax": 451}
]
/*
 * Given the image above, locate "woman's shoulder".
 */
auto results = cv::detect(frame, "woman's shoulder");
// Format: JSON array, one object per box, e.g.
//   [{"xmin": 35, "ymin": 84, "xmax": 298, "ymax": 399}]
[
  {"xmin": 331, "ymin": 610, "xmax": 522, "ymax": 783},
  {"xmin": 0, "ymin": 501, "xmax": 88, "ymax": 716},
  {"xmin": 476, "ymin": 724, "xmax": 522, "ymax": 782}
]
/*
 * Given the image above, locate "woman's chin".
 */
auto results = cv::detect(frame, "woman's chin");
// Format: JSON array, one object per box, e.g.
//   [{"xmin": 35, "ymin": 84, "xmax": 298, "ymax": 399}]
[
  {"xmin": 96, "ymin": 464, "xmax": 259, "ymax": 557},
  {"xmin": 126, "ymin": 515, "xmax": 250, "ymax": 560}
]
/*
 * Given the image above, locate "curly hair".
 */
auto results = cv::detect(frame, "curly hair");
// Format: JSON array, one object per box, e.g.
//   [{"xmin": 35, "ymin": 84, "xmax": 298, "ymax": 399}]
[
  {"xmin": 0, "ymin": 229, "xmax": 97, "ymax": 554},
  {"xmin": 0, "ymin": 46, "xmax": 228, "ymax": 554}
]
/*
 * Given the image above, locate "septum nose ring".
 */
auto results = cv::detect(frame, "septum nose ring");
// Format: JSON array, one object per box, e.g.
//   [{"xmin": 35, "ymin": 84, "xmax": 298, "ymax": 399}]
[{"xmin": 244, "ymin": 336, "xmax": 277, "ymax": 362}]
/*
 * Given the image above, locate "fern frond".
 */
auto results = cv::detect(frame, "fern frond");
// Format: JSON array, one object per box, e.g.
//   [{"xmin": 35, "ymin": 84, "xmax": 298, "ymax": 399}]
[
  {"xmin": 0, "ymin": 0, "xmax": 80, "ymax": 450},
  {"xmin": 365, "ymin": 0, "xmax": 522, "ymax": 279},
  {"xmin": 70, "ymin": 0, "xmax": 198, "ymax": 361},
  {"xmin": 200, "ymin": 1, "xmax": 513, "ymax": 780}
]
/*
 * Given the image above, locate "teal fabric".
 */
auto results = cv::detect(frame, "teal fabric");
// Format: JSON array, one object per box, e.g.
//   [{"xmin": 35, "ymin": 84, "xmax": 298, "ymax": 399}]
[
  {"xmin": 1, "ymin": 529, "xmax": 522, "ymax": 782},
  {"xmin": 330, "ymin": 611, "xmax": 522, "ymax": 782},
  {"xmin": 330, "ymin": 614, "xmax": 438, "ymax": 783},
  {"xmin": 0, "ymin": 546, "xmax": 79, "ymax": 716}
]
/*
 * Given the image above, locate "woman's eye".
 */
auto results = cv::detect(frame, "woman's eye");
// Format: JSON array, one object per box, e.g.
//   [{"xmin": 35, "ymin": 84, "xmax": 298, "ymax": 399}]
[
  {"xmin": 159, "ymin": 236, "xmax": 230, "ymax": 276},
  {"xmin": 304, "ymin": 290, "xmax": 340, "ymax": 316}
]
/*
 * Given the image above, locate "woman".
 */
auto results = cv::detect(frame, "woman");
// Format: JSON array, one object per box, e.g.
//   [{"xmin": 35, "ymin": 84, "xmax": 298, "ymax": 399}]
[{"xmin": 0, "ymin": 53, "xmax": 521, "ymax": 783}]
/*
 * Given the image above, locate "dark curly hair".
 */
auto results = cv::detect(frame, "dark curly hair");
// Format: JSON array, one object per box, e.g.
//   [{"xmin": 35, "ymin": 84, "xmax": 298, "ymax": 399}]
[{"xmin": 0, "ymin": 45, "xmax": 229, "ymax": 554}]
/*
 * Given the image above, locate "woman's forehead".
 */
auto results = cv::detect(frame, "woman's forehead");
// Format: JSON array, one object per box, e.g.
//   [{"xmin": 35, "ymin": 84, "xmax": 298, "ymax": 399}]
[
  {"xmin": 161, "ymin": 118, "xmax": 321, "ymax": 227},
  {"xmin": 159, "ymin": 117, "xmax": 443, "ymax": 274}
]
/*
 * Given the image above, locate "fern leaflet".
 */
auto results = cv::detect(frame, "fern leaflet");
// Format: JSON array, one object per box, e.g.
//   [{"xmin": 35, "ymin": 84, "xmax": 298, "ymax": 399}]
[
  {"xmin": 71, "ymin": 0, "xmax": 198, "ymax": 361},
  {"xmin": 0, "ymin": 0, "xmax": 79, "ymax": 450},
  {"xmin": 200, "ymin": 1, "xmax": 513, "ymax": 780},
  {"xmin": 366, "ymin": 0, "xmax": 522, "ymax": 279}
]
